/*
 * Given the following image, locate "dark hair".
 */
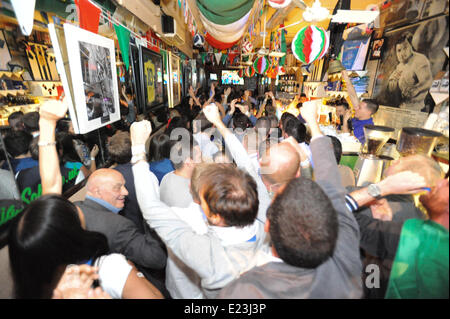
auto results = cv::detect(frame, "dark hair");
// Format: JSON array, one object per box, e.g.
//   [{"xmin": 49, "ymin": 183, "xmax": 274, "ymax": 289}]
[
  {"xmin": 56, "ymin": 132, "xmax": 81, "ymax": 163},
  {"xmin": 22, "ymin": 112, "xmax": 40, "ymax": 134},
  {"xmin": 149, "ymin": 132, "xmax": 172, "ymax": 162},
  {"xmin": 8, "ymin": 111, "xmax": 24, "ymax": 131},
  {"xmin": 362, "ymin": 99, "xmax": 379, "ymax": 115},
  {"xmin": 166, "ymin": 116, "xmax": 188, "ymax": 138},
  {"xmin": 201, "ymin": 164, "xmax": 259, "ymax": 227},
  {"xmin": 335, "ymin": 98, "xmax": 349, "ymax": 109},
  {"xmin": 3, "ymin": 130, "xmax": 33, "ymax": 157},
  {"xmin": 327, "ymin": 135, "xmax": 342, "ymax": 164},
  {"xmin": 107, "ymin": 131, "xmax": 132, "ymax": 164},
  {"xmin": 8, "ymin": 194, "xmax": 109, "ymax": 298},
  {"xmin": 29, "ymin": 137, "xmax": 39, "ymax": 161},
  {"xmin": 267, "ymin": 177, "xmax": 338, "ymax": 268},
  {"xmin": 169, "ymin": 132, "xmax": 199, "ymax": 170},
  {"xmin": 300, "ymin": 93, "xmax": 306, "ymax": 98},
  {"xmin": 0, "ymin": 199, "xmax": 25, "ymax": 249},
  {"xmin": 193, "ymin": 112, "xmax": 213, "ymax": 133},
  {"xmin": 396, "ymin": 31, "xmax": 413, "ymax": 46},
  {"xmin": 284, "ymin": 118, "xmax": 307, "ymax": 143},
  {"xmin": 280, "ymin": 112, "xmax": 297, "ymax": 128},
  {"xmin": 56, "ymin": 119, "xmax": 71, "ymax": 134},
  {"xmin": 233, "ymin": 112, "xmax": 250, "ymax": 130}
]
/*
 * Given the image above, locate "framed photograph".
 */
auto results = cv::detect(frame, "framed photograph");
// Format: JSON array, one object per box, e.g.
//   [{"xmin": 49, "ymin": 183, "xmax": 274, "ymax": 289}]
[
  {"xmin": 0, "ymin": 30, "xmax": 13, "ymax": 71},
  {"xmin": 170, "ymin": 53, "xmax": 181, "ymax": 107},
  {"xmin": 340, "ymin": 24, "xmax": 372, "ymax": 71},
  {"xmin": 420, "ymin": 0, "xmax": 449, "ymax": 19},
  {"xmin": 380, "ymin": 0, "xmax": 426, "ymax": 31},
  {"xmin": 139, "ymin": 45, "xmax": 165, "ymax": 111},
  {"xmin": 63, "ymin": 23, "xmax": 120, "ymax": 134},
  {"xmin": 370, "ymin": 38, "xmax": 385, "ymax": 60},
  {"xmin": 373, "ymin": 15, "xmax": 449, "ymax": 112},
  {"xmin": 129, "ymin": 43, "xmax": 144, "ymax": 114}
]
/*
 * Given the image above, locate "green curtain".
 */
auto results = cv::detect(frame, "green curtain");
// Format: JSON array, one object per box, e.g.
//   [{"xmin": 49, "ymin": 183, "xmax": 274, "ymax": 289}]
[{"xmin": 196, "ymin": 0, "xmax": 254, "ymax": 25}]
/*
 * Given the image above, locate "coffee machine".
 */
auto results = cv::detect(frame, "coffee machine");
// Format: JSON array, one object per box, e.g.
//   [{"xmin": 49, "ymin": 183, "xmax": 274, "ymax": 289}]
[
  {"xmin": 396, "ymin": 127, "xmax": 442, "ymax": 157},
  {"xmin": 353, "ymin": 125, "xmax": 395, "ymax": 186}
]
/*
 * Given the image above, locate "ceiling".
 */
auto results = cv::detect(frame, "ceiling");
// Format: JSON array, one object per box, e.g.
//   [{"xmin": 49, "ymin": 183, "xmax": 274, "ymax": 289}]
[{"xmin": 244, "ymin": 0, "xmax": 381, "ymax": 49}]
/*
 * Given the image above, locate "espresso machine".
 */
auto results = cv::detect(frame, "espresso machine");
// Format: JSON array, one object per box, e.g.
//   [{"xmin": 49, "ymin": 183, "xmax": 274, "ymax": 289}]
[{"xmin": 353, "ymin": 125, "xmax": 395, "ymax": 186}]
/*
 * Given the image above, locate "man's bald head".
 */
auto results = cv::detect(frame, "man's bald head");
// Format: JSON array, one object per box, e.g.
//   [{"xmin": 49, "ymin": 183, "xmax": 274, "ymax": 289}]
[
  {"xmin": 86, "ymin": 168, "xmax": 128, "ymax": 209},
  {"xmin": 259, "ymin": 143, "xmax": 301, "ymax": 188}
]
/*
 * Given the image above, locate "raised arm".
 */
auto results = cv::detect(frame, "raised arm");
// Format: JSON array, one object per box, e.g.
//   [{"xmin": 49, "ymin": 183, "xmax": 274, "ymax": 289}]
[
  {"xmin": 38, "ymin": 100, "xmax": 69, "ymax": 195},
  {"xmin": 341, "ymin": 70, "xmax": 360, "ymax": 111},
  {"xmin": 203, "ymin": 103, "xmax": 271, "ymax": 223},
  {"xmin": 345, "ymin": 171, "xmax": 427, "ymax": 212}
]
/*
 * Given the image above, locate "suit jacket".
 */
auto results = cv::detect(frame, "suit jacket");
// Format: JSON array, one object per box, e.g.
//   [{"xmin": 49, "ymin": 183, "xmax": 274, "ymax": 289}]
[
  {"xmin": 75, "ymin": 198, "xmax": 167, "ymax": 270},
  {"xmin": 217, "ymin": 136, "xmax": 363, "ymax": 299}
]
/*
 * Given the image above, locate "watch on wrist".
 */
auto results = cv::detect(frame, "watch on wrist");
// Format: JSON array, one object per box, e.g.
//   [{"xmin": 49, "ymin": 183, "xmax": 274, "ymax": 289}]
[
  {"xmin": 131, "ymin": 154, "xmax": 146, "ymax": 165},
  {"xmin": 367, "ymin": 184, "xmax": 382, "ymax": 199}
]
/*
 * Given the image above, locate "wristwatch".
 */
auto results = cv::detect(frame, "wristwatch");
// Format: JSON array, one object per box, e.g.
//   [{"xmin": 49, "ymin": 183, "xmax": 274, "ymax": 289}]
[
  {"xmin": 131, "ymin": 153, "xmax": 146, "ymax": 165},
  {"xmin": 367, "ymin": 184, "xmax": 382, "ymax": 199}
]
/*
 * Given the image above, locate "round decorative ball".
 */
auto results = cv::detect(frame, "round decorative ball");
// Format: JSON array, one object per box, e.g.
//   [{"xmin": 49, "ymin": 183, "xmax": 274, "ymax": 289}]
[
  {"xmin": 193, "ymin": 34, "xmax": 205, "ymax": 48},
  {"xmin": 242, "ymin": 39, "xmax": 253, "ymax": 54},
  {"xmin": 253, "ymin": 56, "xmax": 270, "ymax": 74},
  {"xmin": 292, "ymin": 25, "xmax": 329, "ymax": 64},
  {"xmin": 268, "ymin": 0, "xmax": 292, "ymax": 9},
  {"xmin": 244, "ymin": 65, "xmax": 256, "ymax": 77}
]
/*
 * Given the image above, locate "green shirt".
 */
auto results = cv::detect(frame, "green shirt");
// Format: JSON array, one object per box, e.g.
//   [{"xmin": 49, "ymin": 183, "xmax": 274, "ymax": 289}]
[{"xmin": 386, "ymin": 219, "xmax": 449, "ymax": 299}]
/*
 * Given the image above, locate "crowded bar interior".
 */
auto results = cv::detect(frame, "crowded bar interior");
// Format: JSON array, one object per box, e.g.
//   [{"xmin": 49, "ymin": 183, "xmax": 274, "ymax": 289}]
[{"xmin": 0, "ymin": 0, "xmax": 448, "ymax": 302}]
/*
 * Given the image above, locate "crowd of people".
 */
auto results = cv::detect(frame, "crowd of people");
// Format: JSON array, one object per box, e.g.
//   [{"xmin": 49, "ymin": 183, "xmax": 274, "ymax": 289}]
[{"xmin": 0, "ymin": 76, "xmax": 448, "ymax": 299}]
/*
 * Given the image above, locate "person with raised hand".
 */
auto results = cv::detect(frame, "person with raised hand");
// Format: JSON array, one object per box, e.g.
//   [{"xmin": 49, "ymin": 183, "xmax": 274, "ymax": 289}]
[
  {"xmin": 218, "ymin": 99, "xmax": 363, "ymax": 299},
  {"xmin": 130, "ymin": 119, "xmax": 273, "ymax": 299}
]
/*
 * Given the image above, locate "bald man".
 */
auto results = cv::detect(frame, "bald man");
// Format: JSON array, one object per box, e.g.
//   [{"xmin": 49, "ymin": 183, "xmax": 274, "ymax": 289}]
[
  {"xmin": 259, "ymin": 142, "xmax": 301, "ymax": 198},
  {"xmin": 75, "ymin": 168, "xmax": 168, "ymax": 294}
]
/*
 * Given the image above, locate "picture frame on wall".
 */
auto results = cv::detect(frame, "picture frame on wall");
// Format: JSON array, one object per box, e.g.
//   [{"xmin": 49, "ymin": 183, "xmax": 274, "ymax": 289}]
[
  {"xmin": 59, "ymin": 23, "xmax": 120, "ymax": 134},
  {"xmin": 340, "ymin": 24, "xmax": 372, "ymax": 71},
  {"xmin": 380, "ymin": 0, "xmax": 426, "ymax": 31},
  {"xmin": 129, "ymin": 42, "xmax": 144, "ymax": 114},
  {"xmin": 139, "ymin": 45, "xmax": 165, "ymax": 111},
  {"xmin": 373, "ymin": 15, "xmax": 449, "ymax": 112},
  {"xmin": 369, "ymin": 38, "xmax": 385, "ymax": 60},
  {"xmin": 170, "ymin": 53, "xmax": 181, "ymax": 107},
  {"xmin": 0, "ymin": 30, "xmax": 12, "ymax": 71},
  {"xmin": 420, "ymin": 0, "xmax": 449, "ymax": 19}
]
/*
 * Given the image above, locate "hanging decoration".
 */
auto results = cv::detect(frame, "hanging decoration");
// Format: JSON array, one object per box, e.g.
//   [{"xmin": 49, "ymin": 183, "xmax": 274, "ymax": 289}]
[
  {"xmin": 242, "ymin": 37, "xmax": 253, "ymax": 54},
  {"xmin": 238, "ymin": 68, "xmax": 244, "ymax": 78},
  {"xmin": 205, "ymin": 33, "xmax": 239, "ymax": 50},
  {"xmin": 292, "ymin": 25, "xmax": 329, "ymax": 64},
  {"xmin": 253, "ymin": 56, "xmax": 270, "ymax": 74},
  {"xmin": 197, "ymin": 0, "xmax": 255, "ymax": 26},
  {"xmin": 194, "ymin": 33, "xmax": 205, "ymax": 48},
  {"xmin": 214, "ymin": 53, "xmax": 222, "ymax": 65},
  {"xmin": 74, "ymin": 0, "xmax": 102, "ymax": 34},
  {"xmin": 245, "ymin": 65, "xmax": 256, "ymax": 77},
  {"xmin": 114, "ymin": 24, "xmax": 131, "ymax": 70},
  {"xmin": 10, "ymin": 0, "xmax": 36, "ymax": 36},
  {"xmin": 268, "ymin": 0, "xmax": 292, "ymax": 9}
]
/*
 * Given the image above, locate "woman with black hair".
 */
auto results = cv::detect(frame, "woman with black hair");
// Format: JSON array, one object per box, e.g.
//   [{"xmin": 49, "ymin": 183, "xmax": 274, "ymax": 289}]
[
  {"xmin": 148, "ymin": 132, "xmax": 174, "ymax": 184},
  {"xmin": 8, "ymin": 194, "xmax": 109, "ymax": 299}
]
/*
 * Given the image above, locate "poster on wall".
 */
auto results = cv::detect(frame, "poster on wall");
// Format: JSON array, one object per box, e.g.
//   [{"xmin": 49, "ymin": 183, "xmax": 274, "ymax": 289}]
[
  {"xmin": 369, "ymin": 38, "xmax": 385, "ymax": 60},
  {"xmin": 170, "ymin": 53, "xmax": 181, "ymax": 107},
  {"xmin": 139, "ymin": 45, "xmax": 165, "ymax": 111},
  {"xmin": 373, "ymin": 15, "xmax": 449, "ymax": 112},
  {"xmin": 56, "ymin": 23, "xmax": 120, "ymax": 134},
  {"xmin": 380, "ymin": 0, "xmax": 426, "ymax": 30},
  {"xmin": 0, "ymin": 30, "xmax": 12, "ymax": 70},
  {"xmin": 340, "ymin": 24, "xmax": 372, "ymax": 71}
]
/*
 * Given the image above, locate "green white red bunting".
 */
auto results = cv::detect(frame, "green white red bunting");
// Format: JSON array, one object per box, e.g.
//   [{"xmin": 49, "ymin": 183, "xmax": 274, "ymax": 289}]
[
  {"xmin": 292, "ymin": 25, "xmax": 329, "ymax": 64},
  {"xmin": 245, "ymin": 65, "xmax": 256, "ymax": 77}
]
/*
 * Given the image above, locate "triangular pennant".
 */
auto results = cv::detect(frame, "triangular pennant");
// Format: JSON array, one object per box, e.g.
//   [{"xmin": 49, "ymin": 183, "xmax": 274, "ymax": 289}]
[
  {"xmin": 10, "ymin": 0, "xmax": 36, "ymax": 36},
  {"xmin": 221, "ymin": 54, "xmax": 228, "ymax": 65},
  {"xmin": 215, "ymin": 53, "xmax": 222, "ymax": 65},
  {"xmin": 74, "ymin": 0, "xmax": 102, "ymax": 34},
  {"xmin": 114, "ymin": 24, "xmax": 131, "ymax": 70}
]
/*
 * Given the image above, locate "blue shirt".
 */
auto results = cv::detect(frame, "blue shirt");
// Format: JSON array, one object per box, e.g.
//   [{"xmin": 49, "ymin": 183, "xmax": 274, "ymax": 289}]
[
  {"xmin": 351, "ymin": 117, "xmax": 374, "ymax": 144},
  {"xmin": 85, "ymin": 195, "xmax": 121, "ymax": 214},
  {"xmin": 150, "ymin": 158, "xmax": 174, "ymax": 184},
  {"xmin": 2, "ymin": 157, "xmax": 39, "ymax": 175}
]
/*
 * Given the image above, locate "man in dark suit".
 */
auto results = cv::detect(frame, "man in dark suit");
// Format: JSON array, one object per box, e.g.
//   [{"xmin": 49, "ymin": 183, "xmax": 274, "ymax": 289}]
[{"xmin": 74, "ymin": 168, "xmax": 169, "ymax": 296}]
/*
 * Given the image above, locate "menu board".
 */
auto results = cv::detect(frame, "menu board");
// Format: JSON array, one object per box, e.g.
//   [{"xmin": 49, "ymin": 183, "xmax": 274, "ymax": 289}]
[{"xmin": 373, "ymin": 105, "xmax": 429, "ymax": 139}]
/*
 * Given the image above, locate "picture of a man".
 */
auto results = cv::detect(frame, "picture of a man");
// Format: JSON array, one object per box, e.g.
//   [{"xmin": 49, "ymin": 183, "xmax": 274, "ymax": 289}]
[{"xmin": 387, "ymin": 32, "xmax": 433, "ymax": 111}]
